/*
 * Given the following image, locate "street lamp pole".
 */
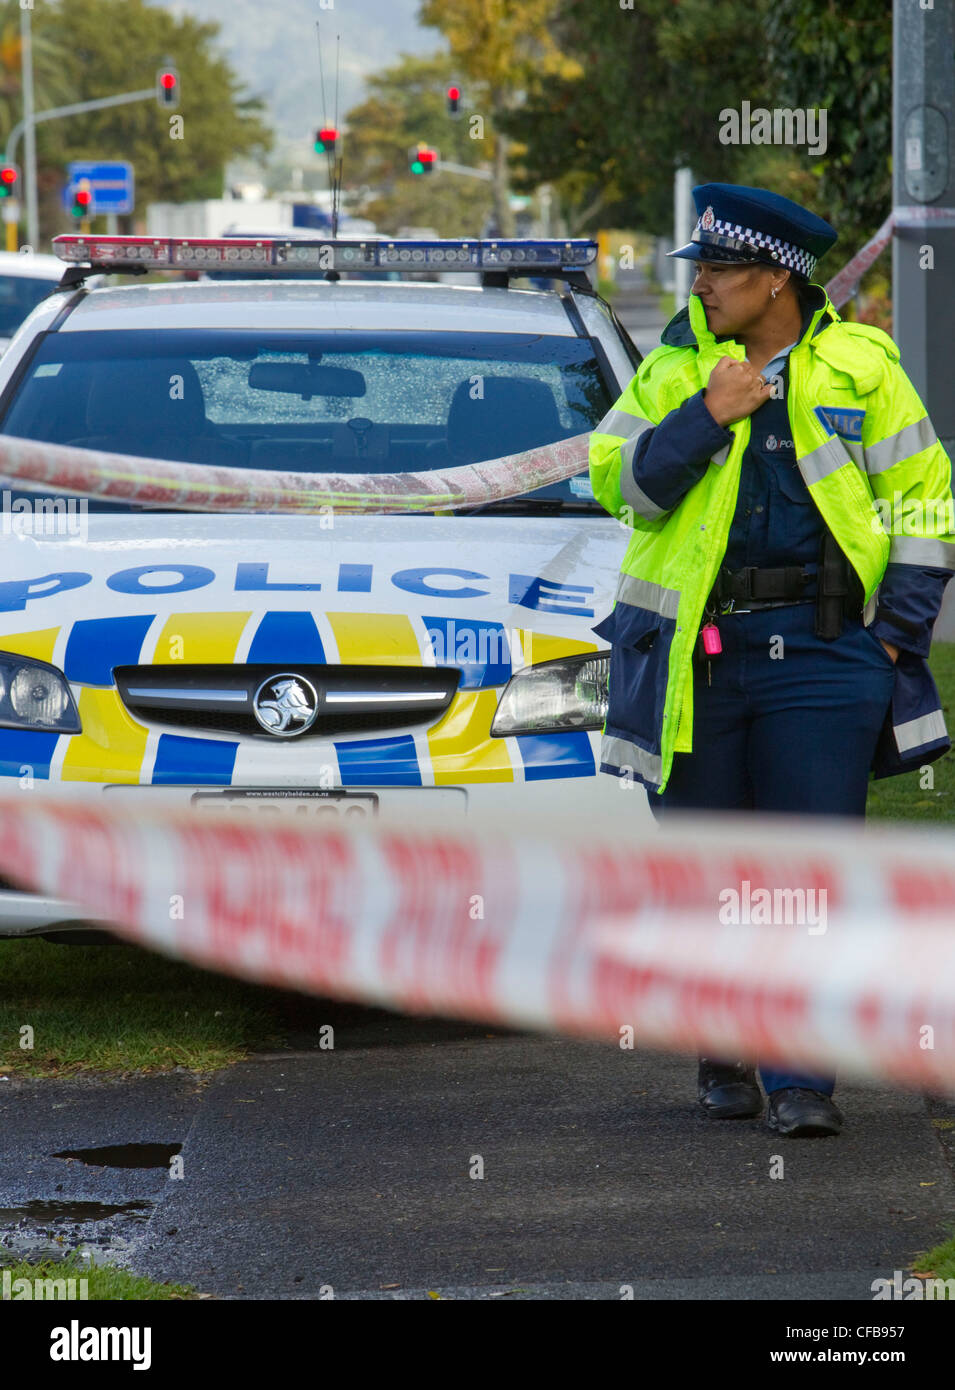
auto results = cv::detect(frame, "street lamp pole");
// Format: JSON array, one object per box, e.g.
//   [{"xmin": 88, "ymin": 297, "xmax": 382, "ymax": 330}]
[{"xmin": 20, "ymin": 2, "xmax": 38, "ymax": 250}]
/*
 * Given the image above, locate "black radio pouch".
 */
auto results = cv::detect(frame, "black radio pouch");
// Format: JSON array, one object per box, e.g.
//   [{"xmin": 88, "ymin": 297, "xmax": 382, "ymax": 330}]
[{"xmin": 815, "ymin": 528, "xmax": 864, "ymax": 641}]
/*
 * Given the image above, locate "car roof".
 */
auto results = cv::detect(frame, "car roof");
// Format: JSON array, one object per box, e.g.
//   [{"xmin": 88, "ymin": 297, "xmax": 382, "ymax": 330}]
[
  {"xmin": 0, "ymin": 250, "xmax": 66, "ymax": 279},
  {"xmin": 58, "ymin": 278, "xmax": 579, "ymax": 335}
]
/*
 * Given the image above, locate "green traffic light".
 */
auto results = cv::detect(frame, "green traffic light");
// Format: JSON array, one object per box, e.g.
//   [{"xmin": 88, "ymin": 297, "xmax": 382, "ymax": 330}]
[{"xmin": 410, "ymin": 160, "xmax": 424, "ymax": 175}]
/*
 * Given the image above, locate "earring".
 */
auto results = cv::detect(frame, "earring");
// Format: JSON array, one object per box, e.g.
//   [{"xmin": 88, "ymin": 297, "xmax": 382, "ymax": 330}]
[{"xmin": 771, "ymin": 287, "xmax": 778, "ymax": 300}]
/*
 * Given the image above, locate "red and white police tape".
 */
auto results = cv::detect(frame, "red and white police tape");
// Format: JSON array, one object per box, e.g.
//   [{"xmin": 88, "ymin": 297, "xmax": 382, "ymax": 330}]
[
  {"xmin": 0, "ymin": 792, "xmax": 953, "ymax": 1091},
  {"xmin": 0, "ymin": 430, "xmax": 590, "ymax": 514},
  {"xmin": 824, "ymin": 204, "xmax": 955, "ymax": 309}
]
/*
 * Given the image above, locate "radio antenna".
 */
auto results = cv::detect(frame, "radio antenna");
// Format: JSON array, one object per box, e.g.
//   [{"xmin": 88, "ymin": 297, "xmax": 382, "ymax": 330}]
[
  {"xmin": 315, "ymin": 22, "xmax": 341, "ymax": 238},
  {"xmin": 332, "ymin": 33, "xmax": 342, "ymax": 238}
]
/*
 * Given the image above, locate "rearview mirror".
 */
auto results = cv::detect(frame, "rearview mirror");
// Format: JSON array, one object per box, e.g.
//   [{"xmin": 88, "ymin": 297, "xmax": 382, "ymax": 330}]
[{"xmin": 248, "ymin": 362, "xmax": 366, "ymax": 398}]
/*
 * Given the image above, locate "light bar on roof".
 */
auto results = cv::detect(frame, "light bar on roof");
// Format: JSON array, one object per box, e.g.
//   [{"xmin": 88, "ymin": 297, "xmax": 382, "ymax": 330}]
[{"xmin": 51, "ymin": 234, "xmax": 598, "ymax": 274}]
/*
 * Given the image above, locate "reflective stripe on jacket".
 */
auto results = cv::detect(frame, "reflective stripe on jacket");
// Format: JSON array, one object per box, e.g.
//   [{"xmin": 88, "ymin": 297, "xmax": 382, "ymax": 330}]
[{"xmin": 589, "ymin": 288, "xmax": 955, "ymax": 793}]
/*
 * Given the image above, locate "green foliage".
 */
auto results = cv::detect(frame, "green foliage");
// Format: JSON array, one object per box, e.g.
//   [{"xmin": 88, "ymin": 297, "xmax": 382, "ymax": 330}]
[
  {"xmin": 765, "ymin": 0, "xmax": 892, "ymax": 261},
  {"xmin": 0, "ymin": 1, "xmax": 76, "ymax": 135},
  {"xmin": 502, "ymin": 0, "xmax": 775, "ymax": 233},
  {"xmin": 505, "ymin": 0, "xmax": 890, "ymax": 266},
  {"xmin": 14, "ymin": 0, "xmax": 271, "ymax": 239}
]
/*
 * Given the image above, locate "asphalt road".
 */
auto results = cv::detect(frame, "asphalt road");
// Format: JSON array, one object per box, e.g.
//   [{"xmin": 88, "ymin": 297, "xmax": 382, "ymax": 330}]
[{"xmin": 2, "ymin": 998, "xmax": 953, "ymax": 1301}]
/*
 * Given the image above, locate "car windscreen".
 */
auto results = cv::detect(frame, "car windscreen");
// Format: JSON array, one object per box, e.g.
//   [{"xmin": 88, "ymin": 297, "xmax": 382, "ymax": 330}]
[
  {"xmin": 0, "ymin": 274, "xmax": 59, "ymax": 336},
  {"xmin": 0, "ymin": 328, "xmax": 612, "ymax": 513}
]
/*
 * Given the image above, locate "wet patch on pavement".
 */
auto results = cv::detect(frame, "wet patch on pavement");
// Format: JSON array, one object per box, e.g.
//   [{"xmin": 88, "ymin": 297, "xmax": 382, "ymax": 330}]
[{"xmin": 52, "ymin": 1143, "xmax": 182, "ymax": 1169}]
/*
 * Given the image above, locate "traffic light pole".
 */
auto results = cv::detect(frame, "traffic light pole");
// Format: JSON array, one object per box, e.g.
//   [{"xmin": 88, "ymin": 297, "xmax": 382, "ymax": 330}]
[
  {"xmin": 5, "ymin": 88, "xmax": 153, "ymax": 249},
  {"xmin": 436, "ymin": 162, "xmax": 493, "ymax": 181},
  {"xmin": 20, "ymin": 5, "xmax": 37, "ymax": 258}
]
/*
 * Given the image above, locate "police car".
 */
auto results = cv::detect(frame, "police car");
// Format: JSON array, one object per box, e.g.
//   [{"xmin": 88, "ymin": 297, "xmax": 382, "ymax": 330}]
[
  {"xmin": 0, "ymin": 234, "xmax": 645, "ymax": 937},
  {"xmin": 0, "ymin": 250, "xmax": 72, "ymax": 356}
]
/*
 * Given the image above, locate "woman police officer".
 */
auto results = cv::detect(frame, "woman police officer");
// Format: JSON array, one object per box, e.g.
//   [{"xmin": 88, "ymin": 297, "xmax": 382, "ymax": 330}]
[{"xmin": 589, "ymin": 184, "xmax": 955, "ymax": 1137}]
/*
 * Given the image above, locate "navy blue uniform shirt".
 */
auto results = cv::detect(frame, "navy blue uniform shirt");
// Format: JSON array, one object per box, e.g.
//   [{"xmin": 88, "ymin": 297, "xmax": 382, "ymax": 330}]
[{"xmin": 627, "ymin": 307, "xmax": 823, "ymax": 573}]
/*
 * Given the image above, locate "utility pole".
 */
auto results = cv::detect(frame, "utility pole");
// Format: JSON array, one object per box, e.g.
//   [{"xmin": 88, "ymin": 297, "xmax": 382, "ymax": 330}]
[
  {"xmin": 20, "ymin": 3, "xmax": 38, "ymax": 251},
  {"xmin": 673, "ymin": 167, "xmax": 694, "ymax": 308},
  {"xmin": 892, "ymin": 0, "xmax": 955, "ymax": 455}
]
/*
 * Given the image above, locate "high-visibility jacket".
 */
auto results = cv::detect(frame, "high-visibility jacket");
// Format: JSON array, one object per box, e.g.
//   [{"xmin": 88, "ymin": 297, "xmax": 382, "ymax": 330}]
[{"xmin": 589, "ymin": 288, "xmax": 955, "ymax": 794}]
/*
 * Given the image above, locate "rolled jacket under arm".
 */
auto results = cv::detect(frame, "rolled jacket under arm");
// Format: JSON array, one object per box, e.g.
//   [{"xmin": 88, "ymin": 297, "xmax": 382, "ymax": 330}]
[{"xmin": 858, "ymin": 349, "xmax": 955, "ymax": 657}]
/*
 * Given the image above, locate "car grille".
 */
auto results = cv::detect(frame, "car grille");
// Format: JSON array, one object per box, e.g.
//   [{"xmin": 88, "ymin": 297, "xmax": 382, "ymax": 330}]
[{"xmin": 114, "ymin": 663, "xmax": 460, "ymax": 738}]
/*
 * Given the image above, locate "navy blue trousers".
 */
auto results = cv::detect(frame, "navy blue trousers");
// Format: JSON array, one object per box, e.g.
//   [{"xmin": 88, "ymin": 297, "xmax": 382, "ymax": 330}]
[{"xmin": 650, "ymin": 602, "xmax": 897, "ymax": 1097}]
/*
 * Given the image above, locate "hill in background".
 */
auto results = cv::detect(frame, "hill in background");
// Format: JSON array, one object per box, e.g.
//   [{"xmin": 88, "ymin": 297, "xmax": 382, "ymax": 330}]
[{"xmin": 163, "ymin": 0, "xmax": 429, "ymax": 149}]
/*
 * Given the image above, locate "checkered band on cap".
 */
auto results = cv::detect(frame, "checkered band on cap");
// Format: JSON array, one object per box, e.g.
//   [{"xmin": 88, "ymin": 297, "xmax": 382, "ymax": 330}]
[{"xmin": 692, "ymin": 215, "xmax": 817, "ymax": 277}]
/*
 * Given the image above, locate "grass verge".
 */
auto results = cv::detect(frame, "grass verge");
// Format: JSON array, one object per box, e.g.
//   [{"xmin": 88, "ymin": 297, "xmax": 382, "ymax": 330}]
[
  {"xmin": 913, "ymin": 1234, "xmax": 955, "ymax": 1285},
  {"xmin": 0, "ymin": 1251, "xmax": 200, "ymax": 1300},
  {"xmin": 0, "ymin": 939, "xmax": 281, "ymax": 1078}
]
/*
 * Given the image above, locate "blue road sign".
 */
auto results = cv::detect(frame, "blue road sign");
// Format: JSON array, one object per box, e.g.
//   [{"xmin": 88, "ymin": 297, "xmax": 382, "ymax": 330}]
[{"xmin": 63, "ymin": 161, "xmax": 134, "ymax": 215}]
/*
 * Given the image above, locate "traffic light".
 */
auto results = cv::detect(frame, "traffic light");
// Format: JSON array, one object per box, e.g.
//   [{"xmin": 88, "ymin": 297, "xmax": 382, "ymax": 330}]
[
  {"xmin": 156, "ymin": 63, "xmax": 180, "ymax": 110},
  {"xmin": 0, "ymin": 164, "xmax": 19, "ymax": 199},
  {"xmin": 447, "ymin": 85, "xmax": 461, "ymax": 116},
  {"xmin": 314, "ymin": 126, "xmax": 338, "ymax": 155},
  {"xmin": 409, "ymin": 146, "xmax": 438, "ymax": 175},
  {"xmin": 71, "ymin": 182, "xmax": 92, "ymax": 219}
]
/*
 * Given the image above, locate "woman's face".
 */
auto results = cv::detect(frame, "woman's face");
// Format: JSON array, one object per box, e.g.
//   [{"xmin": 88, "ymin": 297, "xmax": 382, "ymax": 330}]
[{"xmin": 690, "ymin": 261, "xmax": 779, "ymax": 337}]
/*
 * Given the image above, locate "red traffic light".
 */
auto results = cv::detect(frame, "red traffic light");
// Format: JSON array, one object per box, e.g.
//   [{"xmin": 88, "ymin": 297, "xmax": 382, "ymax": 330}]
[
  {"xmin": 156, "ymin": 63, "xmax": 180, "ymax": 109},
  {"xmin": 71, "ymin": 185, "xmax": 92, "ymax": 218},
  {"xmin": 0, "ymin": 165, "xmax": 18, "ymax": 197},
  {"xmin": 409, "ymin": 145, "xmax": 438, "ymax": 174},
  {"xmin": 447, "ymin": 85, "xmax": 461, "ymax": 115},
  {"xmin": 315, "ymin": 126, "xmax": 338, "ymax": 154}
]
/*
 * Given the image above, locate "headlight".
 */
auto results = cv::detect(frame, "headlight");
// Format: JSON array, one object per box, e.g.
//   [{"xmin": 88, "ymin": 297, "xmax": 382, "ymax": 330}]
[
  {"xmin": 0, "ymin": 654, "xmax": 81, "ymax": 732},
  {"xmin": 490, "ymin": 651, "xmax": 610, "ymax": 736}
]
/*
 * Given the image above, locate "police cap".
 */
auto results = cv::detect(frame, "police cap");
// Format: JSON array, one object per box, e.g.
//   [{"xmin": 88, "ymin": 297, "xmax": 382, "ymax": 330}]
[{"xmin": 668, "ymin": 183, "xmax": 837, "ymax": 280}]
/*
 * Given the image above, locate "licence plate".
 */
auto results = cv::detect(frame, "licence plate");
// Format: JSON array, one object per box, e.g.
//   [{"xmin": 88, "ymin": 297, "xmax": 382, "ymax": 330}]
[{"xmin": 191, "ymin": 789, "xmax": 379, "ymax": 819}]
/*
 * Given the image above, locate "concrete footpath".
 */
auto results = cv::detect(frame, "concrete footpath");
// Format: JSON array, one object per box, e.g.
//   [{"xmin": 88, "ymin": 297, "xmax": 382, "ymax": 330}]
[{"xmin": 2, "ymin": 1002, "xmax": 953, "ymax": 1300}]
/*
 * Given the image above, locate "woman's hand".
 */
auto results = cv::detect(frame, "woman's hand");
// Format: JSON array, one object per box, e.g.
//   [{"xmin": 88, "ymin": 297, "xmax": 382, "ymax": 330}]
[
  {"xmin": 702, "ymin": 356, "xmax": 773, "ymax": 427},
  {"xmin": 880, "ymin": 639, "xmax": 900, "ymax": 664}
]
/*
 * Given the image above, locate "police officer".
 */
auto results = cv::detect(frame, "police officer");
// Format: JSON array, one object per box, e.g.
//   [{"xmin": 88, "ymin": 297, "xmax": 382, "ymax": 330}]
[{"xmin": 589, "ymin": 184, "xmax": 955, "ymax": 1137}]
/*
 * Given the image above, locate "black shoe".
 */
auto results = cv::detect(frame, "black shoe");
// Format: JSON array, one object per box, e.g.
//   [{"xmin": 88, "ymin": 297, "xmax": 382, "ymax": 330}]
[
  {"xmin": 767, "ymin": 1087, "xmax": 843, "ymax": 1137},
  {"xmin": 697, "ymin": 1057, "xmax": 763, "ymax": 1119}
]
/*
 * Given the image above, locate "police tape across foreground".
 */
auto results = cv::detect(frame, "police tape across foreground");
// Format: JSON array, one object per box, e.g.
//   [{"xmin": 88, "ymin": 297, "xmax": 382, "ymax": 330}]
[
  {"xmin": 0, "ymin": 430, "xmax": 591, "ymax": 514},
  {"xmin": 0, "ymin": 791, "xmax": 952, "ymax": 1092}
]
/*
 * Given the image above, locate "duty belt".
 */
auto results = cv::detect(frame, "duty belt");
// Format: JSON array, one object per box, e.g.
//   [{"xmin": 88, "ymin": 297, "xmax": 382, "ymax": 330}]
[{"xmin": 707, "ymin": 564, "xmax": 815, "ymax": 615}]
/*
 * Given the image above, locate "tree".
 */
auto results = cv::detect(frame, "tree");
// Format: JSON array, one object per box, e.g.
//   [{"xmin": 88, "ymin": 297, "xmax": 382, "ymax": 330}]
[
  {"xmin": 342, "ymin": 52, "xmax": 493, "ymax": 236},
  {"xmin": 0, "ymin": 1, "xmax": 75, "ymax": 137},
  {"xmin": 418, "ymin": 0, "xmax": 581, "ymax": 235},
  {"xmin": 502, "ymin": 0, "xmax": 776, "ymax": 236},
  {"xmin": 765, "ymin": 0, "xmax": 892, "ymax": 262},
  {"xmin": 27, "ymin": 0, "xmax": 272, "ymax": 240}
]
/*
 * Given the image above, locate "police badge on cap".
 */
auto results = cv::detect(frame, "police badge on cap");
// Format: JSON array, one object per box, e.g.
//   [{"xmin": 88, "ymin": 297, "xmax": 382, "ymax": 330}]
[{"xmin": 668, "ymin": 183, "xmax": 837, "ymax": 280}]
